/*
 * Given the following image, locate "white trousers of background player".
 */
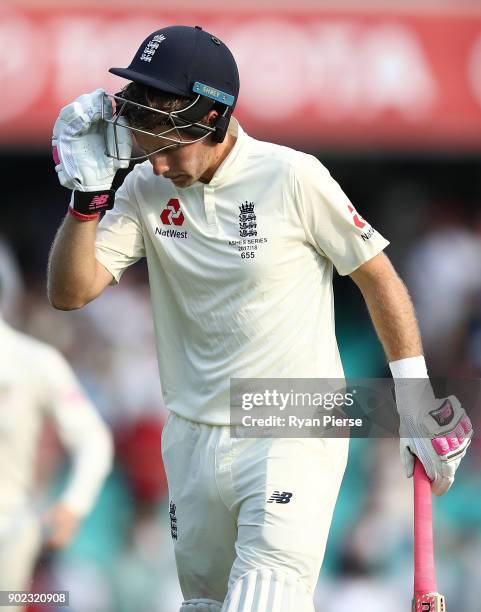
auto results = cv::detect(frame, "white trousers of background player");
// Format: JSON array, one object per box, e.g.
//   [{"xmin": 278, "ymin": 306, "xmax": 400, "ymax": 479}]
[
  {"xmin": 0, "ymin": 506, "xmax": 42, "ymax": 612},
  {"xmin": 162, "ymin": 413, "xmax": 349, "ymax": 612}
]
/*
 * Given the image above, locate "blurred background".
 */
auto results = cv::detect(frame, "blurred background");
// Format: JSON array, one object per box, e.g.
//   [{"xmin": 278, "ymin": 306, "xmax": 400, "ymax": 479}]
[{"xmin": 1, "ymin": 0, "xmax": 481, "ymax": 610}]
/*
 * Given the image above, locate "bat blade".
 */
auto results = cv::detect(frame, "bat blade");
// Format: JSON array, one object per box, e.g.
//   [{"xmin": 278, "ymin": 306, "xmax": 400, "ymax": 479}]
[
  {"xmin": 412, "ymin": 592, "xmax": 446, "ymax": 612},
  {"xmin": 413, "ymin": 460, "xmax": 446, "ymax": 612}
]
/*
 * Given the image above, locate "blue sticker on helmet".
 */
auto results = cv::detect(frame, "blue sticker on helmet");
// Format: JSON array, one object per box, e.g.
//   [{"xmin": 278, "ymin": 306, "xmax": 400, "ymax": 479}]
[{"xmin": 193, "ymin": 82, "xmax": 235, "ymax": 107}]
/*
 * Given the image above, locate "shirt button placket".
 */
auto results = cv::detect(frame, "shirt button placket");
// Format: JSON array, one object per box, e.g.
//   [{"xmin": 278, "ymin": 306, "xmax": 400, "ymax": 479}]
[{"xmin": 204, "ymin": 185, "xmax": 217, "ymax": 226}]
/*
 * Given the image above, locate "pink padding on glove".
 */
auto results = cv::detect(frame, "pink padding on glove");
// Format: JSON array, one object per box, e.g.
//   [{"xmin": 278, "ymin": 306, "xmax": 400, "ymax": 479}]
[
  {"xmin": 448, "ymin": 434, "xmax": 460, "ymax": 451},
  {"xmin": 461, "ymin": 415, "xmax": 473, "ymax": 435},
  {"xmin": 52, "ymin": 145, "xmax": 60, "ymax": 165},
  {"xmin": 432, "ymin": 414, "xmax": 472, "ymax": 456},
  {"xmin": 431, "ymin": 434, "xmax": 460, "ymax": 455},
  {"xmin": 455, "ymin": 423, "xmax": 466, "ymax": 444},
  {"xmin": 431, "ymin": 437, "xmax": 450, "ymax": 456}
]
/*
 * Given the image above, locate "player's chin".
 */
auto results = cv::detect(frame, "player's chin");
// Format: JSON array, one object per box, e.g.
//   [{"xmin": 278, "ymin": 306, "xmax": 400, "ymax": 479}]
[{"xmin": 169, "ymin": 174, "xmax": 194, "ymax": 188}]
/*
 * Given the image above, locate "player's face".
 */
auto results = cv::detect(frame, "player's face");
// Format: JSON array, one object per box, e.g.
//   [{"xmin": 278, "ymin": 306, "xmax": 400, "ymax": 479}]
[{"xmin": 134, "ymin": 129, "xmax": 220, "ymax": 188}]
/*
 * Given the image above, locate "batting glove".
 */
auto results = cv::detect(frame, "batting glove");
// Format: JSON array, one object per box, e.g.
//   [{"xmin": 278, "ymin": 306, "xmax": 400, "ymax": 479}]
[
  {"xmin": 52, "ymin": 88, "xmax": 132, "ymax": 219},
  {"xmin": 394, "ymin": 379, "xmax": 473, "ymax": 496}
]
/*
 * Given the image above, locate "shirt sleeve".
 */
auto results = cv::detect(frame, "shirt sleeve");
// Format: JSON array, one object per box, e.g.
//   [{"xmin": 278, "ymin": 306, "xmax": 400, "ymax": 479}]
[
  {"xmin": 39, "ymin": 347, "xmax": 113, "ymax": 517},
  {"xmin": 293, "ymin": 154, "xmax": 390, "ymax": 276},
  {"xmin": 95, "ymin": 169, "xmax": 145, "ymax": 283}
]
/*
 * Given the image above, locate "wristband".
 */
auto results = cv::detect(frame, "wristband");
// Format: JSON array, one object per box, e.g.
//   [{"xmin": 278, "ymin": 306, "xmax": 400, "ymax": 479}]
[
  {"xmin": 71, "ymin": 189, "xmax": 115, "ymax": 216},
  {"xmin": 390, "ymin": 356, "xmax": 434, "ymax": 415},
  {"xmin": 67, "ymin": 168, "xmax": 130, "ymax": 220},
  {"xmin": 68, "ymin": 207, "xmax": 99, "ymax": 222},
  {"xmin": 389, "ymin": 356, "xmax": 429, "ymax": 380}
]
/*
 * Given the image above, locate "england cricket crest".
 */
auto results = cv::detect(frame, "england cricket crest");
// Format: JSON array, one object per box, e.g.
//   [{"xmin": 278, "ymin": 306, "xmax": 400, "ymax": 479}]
[{"xmin": 239, "ymin": 201, "xmax": 257, "ymax": 238}]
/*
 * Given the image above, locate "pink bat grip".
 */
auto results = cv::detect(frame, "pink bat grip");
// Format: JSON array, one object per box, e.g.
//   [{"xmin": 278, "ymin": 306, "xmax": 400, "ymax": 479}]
[{"xmin": 413, "ymin": 459, "xmax": 437, "ymax": 595}]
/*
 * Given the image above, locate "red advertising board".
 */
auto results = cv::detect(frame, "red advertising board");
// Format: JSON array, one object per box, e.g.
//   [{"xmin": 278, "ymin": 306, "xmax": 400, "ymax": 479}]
[{"xmin": 2, "ymin": 3, "xmax": 481, "ymax": 150}]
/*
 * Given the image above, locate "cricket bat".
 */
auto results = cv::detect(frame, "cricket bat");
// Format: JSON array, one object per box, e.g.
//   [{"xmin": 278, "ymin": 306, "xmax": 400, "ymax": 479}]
[{"xmin": 412, "ymin": 459, "xmax": 446, "ymax": 612}]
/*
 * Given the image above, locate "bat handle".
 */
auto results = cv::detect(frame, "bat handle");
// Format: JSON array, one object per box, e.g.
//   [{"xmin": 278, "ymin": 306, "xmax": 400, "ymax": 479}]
[{"xmin": 413, "ymin": 458, "xmax": 437, "ymax": 596}]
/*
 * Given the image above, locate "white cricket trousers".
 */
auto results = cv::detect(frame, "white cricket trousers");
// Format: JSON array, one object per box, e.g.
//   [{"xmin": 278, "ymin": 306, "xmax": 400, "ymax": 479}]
[
  {"xmin": 161, "ymin": 412, "xmax": 349, "ymax": 611},
  {"xmin": 0, "ymin": 506, "xmax": 42, "ymax": 612}
]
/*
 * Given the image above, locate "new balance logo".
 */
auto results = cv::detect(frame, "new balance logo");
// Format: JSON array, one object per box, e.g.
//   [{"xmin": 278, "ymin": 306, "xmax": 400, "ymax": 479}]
[
  {"xmin": 267, "ymin": 491, "xmax": 293, "ymax": 504},
  {"xmin": 430, "ymin": 399, "xmax": 454, "ymax": 427},
  {"xmin": 89, "ymin": 194, "xmax": 110, "ymax": 210}
]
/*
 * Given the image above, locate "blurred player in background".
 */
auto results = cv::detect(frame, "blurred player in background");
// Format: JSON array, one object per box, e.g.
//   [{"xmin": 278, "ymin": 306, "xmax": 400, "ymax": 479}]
[
  {"xmin": 0, "ymin": 281, "xmax": 113, "ymax": 612},
  {"xmin": 48, "ymin": 25, "xmax": 472, "ymax": 612}
]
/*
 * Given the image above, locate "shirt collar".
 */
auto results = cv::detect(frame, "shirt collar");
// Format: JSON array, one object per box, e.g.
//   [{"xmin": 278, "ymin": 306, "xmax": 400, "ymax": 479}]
[{"xmin": 202, "ymin": 118, "xmax": 248, "ymax": 188}]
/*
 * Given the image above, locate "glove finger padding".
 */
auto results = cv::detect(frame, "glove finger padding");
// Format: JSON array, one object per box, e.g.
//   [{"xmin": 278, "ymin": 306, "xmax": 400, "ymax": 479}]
[
  {"xmin": 432, "ymin": 466, "xmax": 455, "ymax": 497},
  {"xmin": 398, "ymin": 395, "xmax": 473, "ymax": 496},
  {"xmin": 52, "ymin": 89, "xmax": 132, "ymax": 192},
  {"xmin": 53, "ymin": 88, "xmax": 113, "ymax": 137}
]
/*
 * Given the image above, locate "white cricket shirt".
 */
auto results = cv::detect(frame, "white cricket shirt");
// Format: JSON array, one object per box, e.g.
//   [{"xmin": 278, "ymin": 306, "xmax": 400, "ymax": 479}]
[
  {"xmin": 96, "ymin": 121, "xmax": 389, "ymax": 425},
  {"xmin": 0, "ymin": 319, "xmax": 112, "ymax": 516}
]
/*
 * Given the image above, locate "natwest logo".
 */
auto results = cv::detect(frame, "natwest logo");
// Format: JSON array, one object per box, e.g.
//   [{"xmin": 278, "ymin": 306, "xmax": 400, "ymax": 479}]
[
  {"xmin": 348, "ymin": 204, "xmax": 366, "ymax": 229},
  {"xmin": 161, "ymin": 199, "xmax": 184, "ymax": 226}
]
